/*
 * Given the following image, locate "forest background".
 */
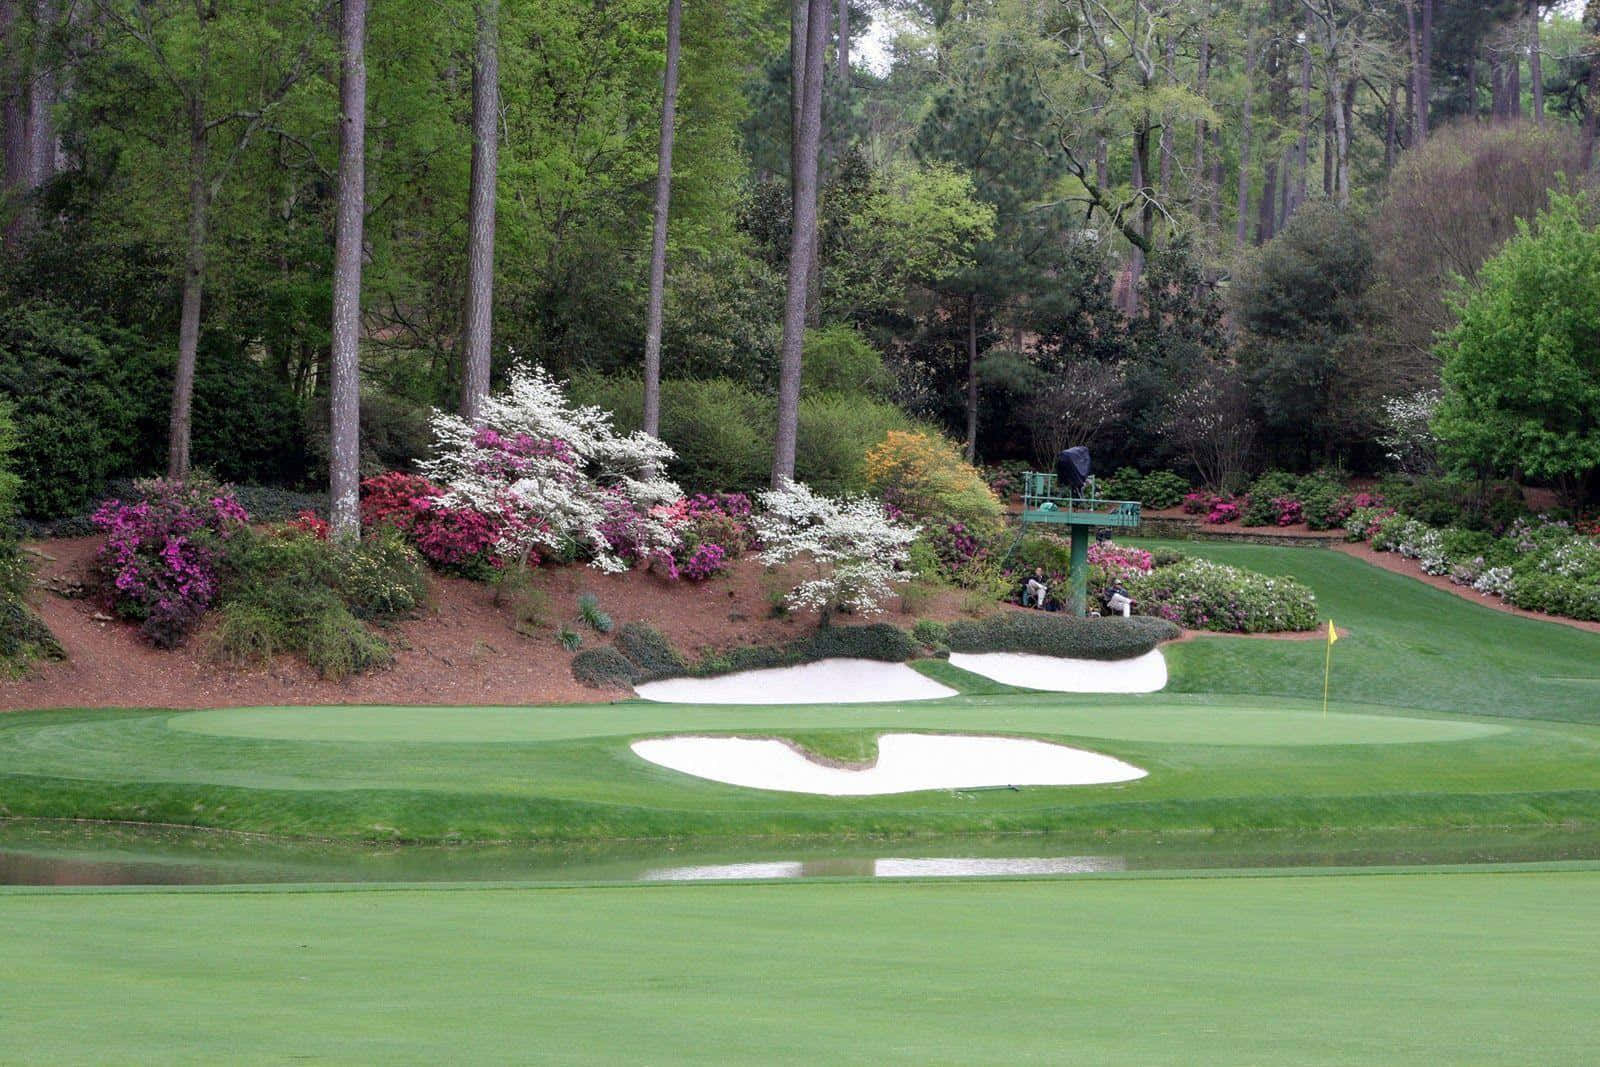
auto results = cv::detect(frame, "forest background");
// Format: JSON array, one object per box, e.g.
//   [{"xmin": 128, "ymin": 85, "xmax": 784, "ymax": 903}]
[{"xmin": 2, "ymin": 0, "xmax": 1598, "ymax": 523}]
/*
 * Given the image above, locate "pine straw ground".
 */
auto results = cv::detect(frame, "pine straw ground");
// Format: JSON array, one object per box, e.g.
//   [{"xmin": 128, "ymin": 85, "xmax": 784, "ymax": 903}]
[{"xmin": 0, "ymin": 537, "xmax": 986, "ymax": 711}]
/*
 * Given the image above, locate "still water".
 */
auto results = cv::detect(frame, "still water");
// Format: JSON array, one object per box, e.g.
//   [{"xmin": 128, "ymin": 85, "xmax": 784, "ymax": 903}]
[{"xmin": 5, "ymin": 821, "xmax": 1598, "ymax": 887}]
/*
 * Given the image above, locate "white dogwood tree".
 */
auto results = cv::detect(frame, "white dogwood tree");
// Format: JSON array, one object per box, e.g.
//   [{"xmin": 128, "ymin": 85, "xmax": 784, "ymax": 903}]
[
  {"xmin": 754, "ymin": 481, "xmax": 920, "ymax": 618},
  {"xmin": 421, "ymin": 364, "xmax": 681, "ymax": 572}
]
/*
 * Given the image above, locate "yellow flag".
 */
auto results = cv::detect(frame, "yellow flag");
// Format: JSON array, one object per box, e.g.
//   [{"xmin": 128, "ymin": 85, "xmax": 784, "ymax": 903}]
[{"xmin": 1327, "ymin": 620, "xmax": 1338, "ymax": 645}]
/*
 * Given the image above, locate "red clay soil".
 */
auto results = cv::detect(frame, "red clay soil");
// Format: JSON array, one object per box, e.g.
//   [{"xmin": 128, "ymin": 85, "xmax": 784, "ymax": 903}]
[
  {"xmin": 1331, "ymin": 540, "xmax": 1600, "ymax": 636},
  {"xmin": 0, "ymin": 538, "xmax": 986, "ymax": 711}
]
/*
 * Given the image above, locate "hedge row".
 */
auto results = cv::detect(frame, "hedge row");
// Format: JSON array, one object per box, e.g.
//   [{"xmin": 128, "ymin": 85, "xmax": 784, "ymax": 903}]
[
  {"xmin": 571, "ymin": 621, "xmax": 921, "ymax": 690},
  {"xmin": 946, "ymin": 613, "xmax": 1179, "ymax": 661}
]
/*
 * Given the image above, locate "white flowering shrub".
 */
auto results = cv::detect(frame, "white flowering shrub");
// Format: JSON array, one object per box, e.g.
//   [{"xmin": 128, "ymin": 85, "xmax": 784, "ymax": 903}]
[
  {"xmin": 754, "ymin": 481, "xmax": 920, "ymax": 617},
  {"xmin": 1472, "ymin": 566, "xmax": 1514, "ymax": 597},
  {"xmin": 1377, "ymin": 389, "xmax": 1442, "ymax": 475},
  {"xmin": 420, "ymin": 364, "xmax": 682, "ymax": 573}
]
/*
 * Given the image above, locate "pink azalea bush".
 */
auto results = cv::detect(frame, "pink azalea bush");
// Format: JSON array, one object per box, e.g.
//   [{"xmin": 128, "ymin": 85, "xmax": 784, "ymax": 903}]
[
  {"xmin": 92, "ymin": 477, "xmax": 250, "ymax": 647},
  {"xmin": 359, "ymin": 471, "xmax": 510, "ymax": 578}
]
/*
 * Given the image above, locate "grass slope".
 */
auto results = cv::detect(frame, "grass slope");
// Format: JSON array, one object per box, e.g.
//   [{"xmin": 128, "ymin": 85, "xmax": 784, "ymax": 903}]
[
  {"xmin": 1, "ymin": 543, "xmax": 1597, "ymax": 842},
  {"xmin": 5, "ymin": 871, "xmax": 1598, "ymax": 1064}
]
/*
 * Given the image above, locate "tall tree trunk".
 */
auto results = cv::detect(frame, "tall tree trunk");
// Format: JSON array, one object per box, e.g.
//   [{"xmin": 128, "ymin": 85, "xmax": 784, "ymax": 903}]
[
  {"xmin": 1334, "ymin": 77, "xmax": 1353, "ymax": 204},
  {"xmin": 329, "ymin": 0, "xmax": 367, "ymax": 538},
  {"xmin": 1194, "ymin": 30, "xmax": 1210, "ymax": 214},
  {"xmin": 1405, "ymin": 0, "xmax": 1422, "ymax": 143},
  {"xmin": 168, "ymin": 99, "xmax": 209, "ymax": 480},
  {"xmin": 1236, "ymin": 30, "xmax": 1257, "ymax": 248},
  {"xmin": 1384, "ymin": 80, "xmax": 1399, "ymax": 168},
  {"xmin": 1128, "ymin": 122, "xmax": 1148, "ymax": 316},
  {"xmin": 1209, "ymin": 127, "xmax": 1222, "ymax": 227},
  {"xmin": 1323, "ymin": 97, "xmax": 1333, "ymax": 194},
  {"xmin": 1508, "ymin": 40, "xmax": 1522, "ymax": 120},
  {"xmin": 1418, "ymin": 0, "xmax": 1432, "ymax": 137},
  {"xmin": 1295, "ymin": 6, "xmax": 1312, "ymax": 212},
  {"xmin": 964, "ymin": 294, "xmax": 978, "ymax": 462},
  {"xmin": 641, "ymin": 0, "xmax": 681, "ymax": 439},
  {"xmin": 1492, "ymin": 57, "xmax": 1506, "ymax": 120},
  {"xmin": 771, "ymin": 0, "xmax": 826, "ymax": 488},
  {"xmin": 1158, "ymin": 35, "xmax": 1175, "ymax": 198},
  {"xmin": 1582, "ymin": 1, "xmax": 1600, "ymax": 171},
  {"xmin": 1, "ymin": 0, "xmax": 30, "ymax": 248},
  {"xmin": 460, "ymin": 0, "xmax": 500, "ymax": 424},
  {"xmin": 25, "ymin": 0, "xmax": 54, "ymax": 189},
  {"xmin": 836, "ymin": 0, "xmax": 848, "ymax": 86},
  {"xmin": 1529, "ymin": 0, "xmax": 1544, "ymax": 126}
]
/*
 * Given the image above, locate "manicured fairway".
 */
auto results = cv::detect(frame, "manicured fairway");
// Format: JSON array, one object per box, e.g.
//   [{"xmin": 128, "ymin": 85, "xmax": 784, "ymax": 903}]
[{"xmin": 5, "ymin": 869, "xmax": 1598, "ymax": 1064}]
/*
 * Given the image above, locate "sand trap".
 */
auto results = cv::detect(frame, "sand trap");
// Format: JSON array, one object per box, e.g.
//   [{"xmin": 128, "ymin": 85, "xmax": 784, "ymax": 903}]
[
  {"xmin": 948, "ymin": 649, "xmax": 1168, "ymax": 693},
  {"xmin": 633, "ymin": 658, "xmax": 957, "ymax": 705},
  {"xmin": 630, "ymin": 733, "xmax": 1146, "ymax": 795}
]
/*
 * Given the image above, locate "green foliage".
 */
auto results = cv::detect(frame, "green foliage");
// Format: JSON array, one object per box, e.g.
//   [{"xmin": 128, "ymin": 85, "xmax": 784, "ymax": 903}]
[
  {"xmin": 613, "ymin": 622, "xmax": 688, "ymax": 683},
  {"xmin": 687, "ymin": 623, "xmax": 921, "ymax": 679},
  {"xmin": 795, "ymin": 394, "xmax": 925, "ymax": 495},
  {"xmin": 577, "ymin": 593, "xmax": 613, "ymax": 635},
  {"xmin": 803, "ymin": 325, "xmax": 893, "ymax": 396},
  {"xmin": 303, "ymin": 606, "xmax": 394, "ymax": 682},
  {"xmin": 947, "ymin": 613, "xmax": 1179, "ymax": 661},
  {"xmin": 1137, "ymin": 471, "xmax": 1191, "ymax": 510},
  {"xmin": 569, "ymin": 374, "xmax": 772, "ymax": 493},
  {"xmin": 558, "ymin": 626, "xmax": 583, "ymax": 652},
  {"xmin": 209, "ymin": 527, "xmax": 421, "ymax": 678},
  {"xmin": 570, "ymin": 645, "xmax": 639, "ymax": 690},
  {"xmin": 338, "ymin": 528, "xmax": 428, "ymax": 620},
  {"xmin": 1233, "ymin": 203, "xmax": 1386, "ymax": 469},
  {"xmin": 1435, "ymin": 195, "xmax": 1600, "ymax": 507},
  {"xmin": 911, "ymin": 619, "xmax": 950, "ymax": 649}
]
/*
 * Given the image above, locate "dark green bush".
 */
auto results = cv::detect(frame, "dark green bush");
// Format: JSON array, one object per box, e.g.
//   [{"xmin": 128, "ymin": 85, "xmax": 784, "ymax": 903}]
[
  {"xmin": 304, "ymin": 604, "xmax": 394, "ymax": 680},
  {"xmin": 911, "ymin": 619, "xmax": 949, "ymax": 648},
  {"xmin": 571, "ymin": 645, "xmax": 640, "ymax": 689},
  {"xmin": 797, "ymin": 622, "xmax": 920, "ymax": 662},
  {"xmin": 1138, "ymin": 471, "xmax": 1191, "ymax": 509},
  {"xmin": 1242, "ymin": 471, "xmax": 1299, "ymax": 526},
  {"xmin": 614, "ymin": 622, "xmax": 688, "ymax": 682},
  {"xmin": 210, "ymin": 528, "xmax": 414, "ymax": 677},
  {"xmin": 947, "ymin": 613, "xmax": 1179, "ymax": 660}
]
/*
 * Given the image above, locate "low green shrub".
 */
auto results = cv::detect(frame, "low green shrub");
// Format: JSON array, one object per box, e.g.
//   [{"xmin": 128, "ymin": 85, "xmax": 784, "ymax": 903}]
[
  {"xmin": 558, "ymin": 626, "xmax": 583, "ymax": 652},
  {"xmin": 946, "ymin": 613, "xmax": 1179, "ymax": 660},
  {"xmin": 208, "ymin": 527, "xmax": 413, "ymax": 677},
  {"xmin": 799, "ymin": 622, "xmax": 920, "ymax": 663},
  {"xmin": 1241, "ymin": 471, "xmax": 1299, "ymax": 527},
  {"xmin": 577, "ymin": 592, "xmax": 614, "ymax": 634},
  {"xmin": 1125, "ymin": 558, "xmax": 1318, "ymax": 633},
  {"xmin": 339, "ymin": 528, "xmax": 428, "ymax": 620},
  {"xmin": 304, "ymin": 604, "xmax": 394, "ymax": 680},
  {"xmin": 1138, "ymin": 470, "xmax": 1191, "ymax": 509},
  {"xmin": 205, "ymin": 601, "xmax": 284, "ymax": 667},
  {"xmin": 571, "ymin": 645, "xmax": 640, "ymax": 689},
  {"xmin": 912, "ymin": 619, "xmax": 949, "ymax": 648},
  {"xmin": 614, "ymin": 622, "xmax": 687, "ymax": 682}
]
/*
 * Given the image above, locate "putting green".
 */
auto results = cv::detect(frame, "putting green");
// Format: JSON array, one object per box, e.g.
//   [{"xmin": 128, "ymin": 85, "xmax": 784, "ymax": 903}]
[{"xmin": 167, "ymin": 701, "xmax": 1506, "ymax": 747}]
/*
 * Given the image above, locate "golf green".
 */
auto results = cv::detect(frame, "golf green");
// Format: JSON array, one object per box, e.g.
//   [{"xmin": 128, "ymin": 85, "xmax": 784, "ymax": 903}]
[
  {"xmin": 4, "ymin": 870, "xmax": 1596, "ymax": 1064},
  {"xmin": 168, "ymin": 700, "xmax": 1506, "ymax": 746}
]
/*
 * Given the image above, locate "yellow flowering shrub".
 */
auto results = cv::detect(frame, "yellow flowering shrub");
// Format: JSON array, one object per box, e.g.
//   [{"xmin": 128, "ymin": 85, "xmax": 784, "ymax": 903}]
[{"xmin": 864, "ymin": 430, "xmax": 1004, "ymax": 527}]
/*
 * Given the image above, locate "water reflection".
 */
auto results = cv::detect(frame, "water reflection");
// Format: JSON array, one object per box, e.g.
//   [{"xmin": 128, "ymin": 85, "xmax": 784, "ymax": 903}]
[{"xmin": 2, "ymin": 821, "xmax": 1598, "ymax": 888}]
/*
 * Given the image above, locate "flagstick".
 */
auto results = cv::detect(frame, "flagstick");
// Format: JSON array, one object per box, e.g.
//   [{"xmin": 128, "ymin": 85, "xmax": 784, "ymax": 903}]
[{"xmin": 1322, "ymin": 623, "xmax": 1336, "ymax": 718}]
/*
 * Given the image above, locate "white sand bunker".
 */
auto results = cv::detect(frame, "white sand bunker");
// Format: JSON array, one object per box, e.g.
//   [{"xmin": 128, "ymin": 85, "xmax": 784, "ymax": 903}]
[
  {"xmin": 948, "ymin": 649, "xmax": 1168, "ymax": 693},
  {"xmin": 633, "ymin": 658, "xmax": 957, "ymax": 705},
  {"xmin": 630, "ymin": 733, "xmax": 1147, "ymax": 795}
]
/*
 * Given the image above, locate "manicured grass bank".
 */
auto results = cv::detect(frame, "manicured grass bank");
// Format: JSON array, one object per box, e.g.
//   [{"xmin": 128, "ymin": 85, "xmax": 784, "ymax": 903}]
[
  {"xmin": 1, "ymin": 544, "xmax": 1597, "ymax": 842},
  {"xmin": 5, "ymin": 870, "xmax": 1597, "ymax": 1064}
]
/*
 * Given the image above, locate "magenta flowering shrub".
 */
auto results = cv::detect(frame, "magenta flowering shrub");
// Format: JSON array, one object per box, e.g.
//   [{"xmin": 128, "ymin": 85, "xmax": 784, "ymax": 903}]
[
  {"xmin": 1088, "ymin": 542, "xmax": 1154, "ymax": 576},
  {"xmin": 1272, "ymin": 496, "xmax": 1303, "ymax": 526},
  {"xmin": 927, "ymin": 521, "xmax": 985, "ymax": 575},
  {"xmin": 617, "ymin": 492, "xmax": 753, "ymax": 582},
  {"xmin": 1206, "ymin": 497, "xmax": 1242, "ymax": 524},
  {"xmin": 93, "ymin": 478, "xmax": 250, "ymax": 647},
  {"xmin": 678, "ymin": 543, "xmax": 728, "ymax": 581},
  {"xmin": 359, "ymin": 471, "xmax": 510, "ymax": 577},
  {"xmin": 1181, "ymin": 491, "xmax": 1211, "ymax": 515}
]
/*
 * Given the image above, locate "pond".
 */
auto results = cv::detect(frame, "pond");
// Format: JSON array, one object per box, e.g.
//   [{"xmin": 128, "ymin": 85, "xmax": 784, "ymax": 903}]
[{"xmin": 5, "ymin": 820, "xmax": 1599, "ymax": 887}]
